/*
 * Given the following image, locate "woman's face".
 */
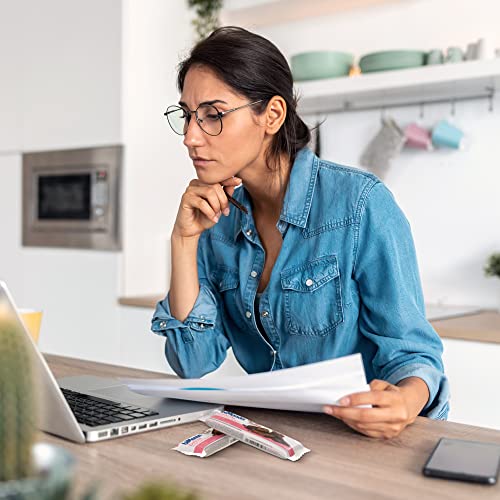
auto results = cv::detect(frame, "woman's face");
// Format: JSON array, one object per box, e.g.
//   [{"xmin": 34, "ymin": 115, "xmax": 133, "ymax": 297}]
[{"xmin": 180, "ymin": 65, "xmax": 268, "ymax": 184}]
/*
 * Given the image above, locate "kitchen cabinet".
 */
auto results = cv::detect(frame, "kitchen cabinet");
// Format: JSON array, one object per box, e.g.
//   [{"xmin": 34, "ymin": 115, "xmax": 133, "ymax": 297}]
[
  {"xmin": 441, "ymin": 338, "xmax": 500, "ymax": 430},
  {"xmin": 0, "ymin": 0, "xmax": 122, "ymax": 153}
]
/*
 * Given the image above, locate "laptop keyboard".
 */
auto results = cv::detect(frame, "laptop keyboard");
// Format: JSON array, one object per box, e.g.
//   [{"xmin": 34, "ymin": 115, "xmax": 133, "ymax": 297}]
[{"xmin": 61, "ymin": 388, "xmax": 159, "ymax": 427}]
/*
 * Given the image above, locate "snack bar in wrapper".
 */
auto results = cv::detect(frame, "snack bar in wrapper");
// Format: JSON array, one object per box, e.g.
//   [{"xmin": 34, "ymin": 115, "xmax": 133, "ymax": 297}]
[
  {"xmin": 200, "ymin": 410, "xmax": 310, "ymax": 461},
  {"xmin": 173, "ymin": 428, "xmax": 238, "ymax": 458}
]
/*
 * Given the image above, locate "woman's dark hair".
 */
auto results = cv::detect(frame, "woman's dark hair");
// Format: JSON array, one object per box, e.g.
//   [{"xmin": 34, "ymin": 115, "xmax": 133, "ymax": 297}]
[{"xmin": 177, "ymin": 26, "xmax": 311, "ymax": 173}]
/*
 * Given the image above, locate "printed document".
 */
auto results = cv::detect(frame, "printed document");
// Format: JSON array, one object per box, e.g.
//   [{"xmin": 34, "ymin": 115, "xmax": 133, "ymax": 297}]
[{"xmin": 123, "ymin": 353, "xmax": 369, "ymax": 413}]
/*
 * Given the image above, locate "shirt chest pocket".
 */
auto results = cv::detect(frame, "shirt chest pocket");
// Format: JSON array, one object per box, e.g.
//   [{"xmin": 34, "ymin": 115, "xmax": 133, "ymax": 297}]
[{"xmin": 280, "ymin": 255, "xmax": 344, "ymax": 336}]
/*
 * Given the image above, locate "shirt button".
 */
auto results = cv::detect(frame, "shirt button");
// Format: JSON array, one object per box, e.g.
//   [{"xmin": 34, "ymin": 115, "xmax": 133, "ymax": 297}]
[
  {"xmin": 270, "ymin": 350, "xmax": 276, "ymax": 356},
  {"xmin": 261, "ymin": 311, "xmax": 269, "ymax": 317},
  {"xmin": 250, "ymin": 270, "xmax": 258, "ymax": 278},
  {"xmin": 305, "ymin": 278, "xmax": 314, "ymax": 287},
  {"xmin": 159, "ymin": 321, "xmax": 166, "ymax": 328},
  {"xmin": 245, "ymin": 229, "xmax": 253, "ymax": 236},
  {"xmin": 199, "ymin": 323, "xmax": 205, "ymax": 329},
  {"xmin": 245, "ymin": 311, "xmax": 252, "ymax": 319}
]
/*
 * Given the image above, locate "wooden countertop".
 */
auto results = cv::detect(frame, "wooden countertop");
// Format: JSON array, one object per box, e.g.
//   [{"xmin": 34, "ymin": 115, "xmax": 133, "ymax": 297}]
[
  {"xmin": 431, "ymin": 310, "xmax": 500, "ymax": 344},
  {"xmin": 119, "ymin": 294, "xmax": 163, "ymax": 308},
  {"xmin": 43, "ymin": 354, "xmax": 500, "ymax": 500},
  {"xmin": 119, "ymin": 295, "xmax": 500, "ymax": 345}
]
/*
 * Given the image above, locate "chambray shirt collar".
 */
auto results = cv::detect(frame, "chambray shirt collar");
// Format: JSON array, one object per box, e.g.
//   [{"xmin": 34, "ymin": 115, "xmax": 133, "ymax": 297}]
[{"xmin": 232, "ymin": 148, "xmax": 319, "ymax": 242}]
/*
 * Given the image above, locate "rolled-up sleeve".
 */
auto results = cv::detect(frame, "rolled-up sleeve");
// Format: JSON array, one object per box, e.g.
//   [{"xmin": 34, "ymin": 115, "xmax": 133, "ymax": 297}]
[
  {"xmin": 151, "ymin": 233, "xmax": 230, "ymax": 378},
  {"xmin": 353, "ymin": 182, "xmax": 450, "ymax": 420}
]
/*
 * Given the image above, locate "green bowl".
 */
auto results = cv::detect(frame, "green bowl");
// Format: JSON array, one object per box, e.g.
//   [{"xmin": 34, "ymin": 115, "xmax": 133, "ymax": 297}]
[
  {"xmin": 291, "ymin": 51, "xmax": 354, "ymax": 81},
  {"xmin": 359, "ymin": 50, "xmax": 426, "ymax": 73}
]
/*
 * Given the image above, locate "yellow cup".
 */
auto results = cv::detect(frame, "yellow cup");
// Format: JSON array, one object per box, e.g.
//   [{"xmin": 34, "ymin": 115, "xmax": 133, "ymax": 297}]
[{"xmin": 18, "ymin": 309, "xmax": 43, "ymax": 344}]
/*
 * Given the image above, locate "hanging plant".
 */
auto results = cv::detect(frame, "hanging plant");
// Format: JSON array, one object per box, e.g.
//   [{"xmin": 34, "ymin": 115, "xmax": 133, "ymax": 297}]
[
  {"xmin": 485, "ymin": 252, "xmax": 500, "ymax": 279},
  {"xmin": 187, "ymin": 0, "xmax": 223, "ymax": 42}
]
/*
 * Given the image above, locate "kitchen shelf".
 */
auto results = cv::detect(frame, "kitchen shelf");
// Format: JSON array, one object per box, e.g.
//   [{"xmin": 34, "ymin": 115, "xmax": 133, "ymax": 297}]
[
  {"xmin": 295, "ymin": 59, "xmax": 500, "ymax": 115},
  {"xmin": 221, "ymin": 0, "xmax": 404, "ymax": 28}
]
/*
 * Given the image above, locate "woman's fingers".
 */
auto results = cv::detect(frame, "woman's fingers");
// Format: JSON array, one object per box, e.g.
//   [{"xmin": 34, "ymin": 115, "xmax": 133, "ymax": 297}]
[
  {"xmin": 192, "ymin": 197, "xmax": 219, "ymax": 223},
  {"xmin": 339, "ymin": 388, "xmax": 396, "ymax": 408},
  {"xmin": 324, "ymin": 405, "xmax": 402, "ymax": 424},
  {"xmin": 188, "ymin": 185, "xmax": 226, "ymax": 217},
  {"xmin": 369, "ymin": 379, "xmax": 392, "ymax": 391},
  {"xmin": 185, "ymin": 177, "xmax": 242, "ymax": 219}
]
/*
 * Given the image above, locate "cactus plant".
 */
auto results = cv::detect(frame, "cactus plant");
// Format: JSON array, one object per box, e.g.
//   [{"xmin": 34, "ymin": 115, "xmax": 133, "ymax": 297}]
[
  {"xmin": 0, "ymin": 314, "xmax": 37, "ymax": 482},
  {"xmin": 123, "ymin": 481, "xmax": 199, "ymax": 500}
]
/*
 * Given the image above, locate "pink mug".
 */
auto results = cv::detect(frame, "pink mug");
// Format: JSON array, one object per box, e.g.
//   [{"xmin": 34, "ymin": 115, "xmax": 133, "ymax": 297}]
[{"xmin": 404, "ymin": 123, "xmax": 433, "ymax": 150}]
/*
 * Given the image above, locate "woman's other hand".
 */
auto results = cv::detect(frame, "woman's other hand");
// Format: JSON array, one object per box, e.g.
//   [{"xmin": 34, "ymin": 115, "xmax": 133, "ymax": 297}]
[
  {"xmin": 173, "ymin": 176, "xmax": 242, "ymax": 239},
  {"xmin": 323, "ymin": 378, "xmax": 429, "ymax": 439}
]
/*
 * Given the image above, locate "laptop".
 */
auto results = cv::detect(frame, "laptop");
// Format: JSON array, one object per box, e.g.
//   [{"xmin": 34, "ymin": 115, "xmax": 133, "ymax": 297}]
[{"xmin": 0, "ymin": 281, "xmax": 222, "ymax": 443}]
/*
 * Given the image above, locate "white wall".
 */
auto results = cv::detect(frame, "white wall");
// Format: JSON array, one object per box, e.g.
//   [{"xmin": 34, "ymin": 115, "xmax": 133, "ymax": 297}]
[
  {"xmin": 120, "ymin": 0, "xmax": 195, "ymax": 296},
  {"xmin": 0, "ymin": 2, "xmax": 22, "ymax": 152},
  {"xmin": 0, "ymin": 0, "xmax": 122, "ymax": 152},
  {"xmin": 253, "ymin": 0, "xmax": 500, "ymax": 308},
  {"xmin": 0, "ymin": 0, "xmax": 124, "ymax": 365}
]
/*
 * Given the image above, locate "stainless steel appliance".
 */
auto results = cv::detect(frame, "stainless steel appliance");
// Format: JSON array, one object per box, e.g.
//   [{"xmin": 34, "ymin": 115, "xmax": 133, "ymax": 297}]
[{"xmin": 22, "ymin": 145, "xmax": 122, "ymax": 251}]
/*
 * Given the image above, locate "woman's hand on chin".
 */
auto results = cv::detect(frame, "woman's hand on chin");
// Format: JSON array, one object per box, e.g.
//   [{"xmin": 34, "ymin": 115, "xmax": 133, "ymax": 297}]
[{"xmin": 172, "ymin": 176, "xmax": 242, "ymax": 238}]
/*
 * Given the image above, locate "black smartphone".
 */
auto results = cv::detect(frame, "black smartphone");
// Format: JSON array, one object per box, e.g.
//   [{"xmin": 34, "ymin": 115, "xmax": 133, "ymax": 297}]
[{"xmin": 423, "ymin": 438, "xmax": 500, "ymax": 485}]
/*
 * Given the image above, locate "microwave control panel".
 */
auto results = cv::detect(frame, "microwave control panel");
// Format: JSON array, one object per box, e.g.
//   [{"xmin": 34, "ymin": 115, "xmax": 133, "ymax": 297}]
[{"xmin": 92, "ymin": 169, "xmax": 109, "ymax": 219}]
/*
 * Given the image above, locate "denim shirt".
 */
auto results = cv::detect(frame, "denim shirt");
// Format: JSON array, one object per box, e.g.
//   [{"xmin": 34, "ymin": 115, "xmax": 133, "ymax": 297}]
[{"xmin": 152, "ymin": 148, "xmax": 450, "ymax": 420}]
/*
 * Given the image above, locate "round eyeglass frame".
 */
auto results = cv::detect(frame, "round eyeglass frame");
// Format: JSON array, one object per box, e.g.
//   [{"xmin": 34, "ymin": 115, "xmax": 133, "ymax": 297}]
[{"xmin": 164, "ymin": 99, "xmax": 264, "ymax": 137}]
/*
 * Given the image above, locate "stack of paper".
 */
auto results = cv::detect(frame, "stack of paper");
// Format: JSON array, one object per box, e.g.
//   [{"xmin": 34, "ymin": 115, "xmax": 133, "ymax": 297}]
[{"xmin": 124, "ymin": 353, "xmax": 369, "ymax": 413}]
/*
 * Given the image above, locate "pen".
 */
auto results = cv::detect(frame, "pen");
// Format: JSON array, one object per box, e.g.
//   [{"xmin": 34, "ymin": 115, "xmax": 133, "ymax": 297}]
[{"xmin": 223, "ymin": 186, "xmax": 248, "ymax": 214}]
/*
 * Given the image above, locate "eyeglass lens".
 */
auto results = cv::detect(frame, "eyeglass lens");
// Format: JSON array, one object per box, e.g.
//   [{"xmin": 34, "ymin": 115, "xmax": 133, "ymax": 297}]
[{"xmin": 167, "ymin": 104, "xmax": 222, "ymax": 136}]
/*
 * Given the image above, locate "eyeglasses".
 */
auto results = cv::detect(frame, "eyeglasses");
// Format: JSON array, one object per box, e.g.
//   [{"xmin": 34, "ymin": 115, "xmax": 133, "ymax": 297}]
[{"xmin": 164, "ymin": 100, "xmax": 263, "ymax": 137}]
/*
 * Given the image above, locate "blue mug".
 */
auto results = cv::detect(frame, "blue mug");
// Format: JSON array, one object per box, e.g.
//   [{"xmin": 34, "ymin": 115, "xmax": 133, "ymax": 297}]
[{"xmin": 431, "ymin": 120, "xmax": 464, "ymax": 149}]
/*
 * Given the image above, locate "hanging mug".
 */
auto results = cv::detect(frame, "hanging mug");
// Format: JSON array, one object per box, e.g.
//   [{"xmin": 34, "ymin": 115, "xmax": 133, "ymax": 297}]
[
  {"xmin": 404, "ymin": 123, "xmax": 433, "ymax": 150},
  {"xmin": 431, "ymin": 120, "xmax": 464, "ymax": 149}
]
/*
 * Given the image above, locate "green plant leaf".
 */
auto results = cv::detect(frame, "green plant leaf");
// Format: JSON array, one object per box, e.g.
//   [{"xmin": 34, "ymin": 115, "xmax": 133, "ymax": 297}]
[{"xmin": 485, "ymin": 253, "xmax": 500, "ymax": 279}]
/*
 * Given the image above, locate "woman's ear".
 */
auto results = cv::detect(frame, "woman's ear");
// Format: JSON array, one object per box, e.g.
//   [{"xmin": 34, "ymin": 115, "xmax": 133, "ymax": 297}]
[{"xmin": 265, "ymin": 95, "xmax": 287, "ymax": 136}]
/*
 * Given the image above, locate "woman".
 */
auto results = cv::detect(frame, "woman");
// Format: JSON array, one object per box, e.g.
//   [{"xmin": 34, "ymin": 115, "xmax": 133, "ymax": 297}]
[{"xmin": 152, "ymin": 27, "xmax": 450, "ymax": 439}]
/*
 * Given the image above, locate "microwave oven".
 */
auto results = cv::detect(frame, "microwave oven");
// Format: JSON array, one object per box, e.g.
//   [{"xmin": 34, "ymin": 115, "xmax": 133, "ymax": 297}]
[{"xmin": 22, "ymin": 145, "xmax": 122, "ymax": 250}]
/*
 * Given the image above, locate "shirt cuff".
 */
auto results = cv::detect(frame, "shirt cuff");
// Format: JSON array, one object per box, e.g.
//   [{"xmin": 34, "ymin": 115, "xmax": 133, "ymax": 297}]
[
  {"xmin": 151, "ymin": 284, "xmax": 218, "ymax": 338},
  {"xmin": 385, "ymin": 362, "xmax": 450, "ymax": 420}
]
